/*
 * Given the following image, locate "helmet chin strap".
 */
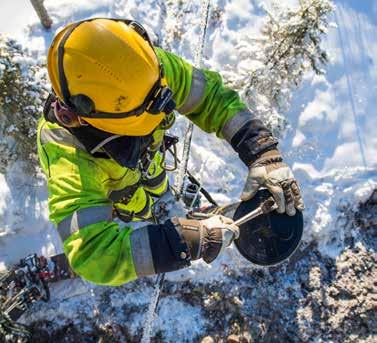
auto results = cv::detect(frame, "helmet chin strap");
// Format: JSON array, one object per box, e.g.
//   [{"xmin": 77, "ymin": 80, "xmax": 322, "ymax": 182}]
[{"xmin": 43, "ymin": 93, "xmax": 59, "ymax": 124}]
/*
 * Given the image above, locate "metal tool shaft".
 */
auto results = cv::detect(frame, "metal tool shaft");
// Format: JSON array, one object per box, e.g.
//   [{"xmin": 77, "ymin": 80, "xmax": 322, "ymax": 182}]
[
  {"xmin": 234, "ymin": 207, "xmax": 264, "ymax": 226},
  {"xmin": 188, "ymin": 197, "xmax": 277, "ymax": 225},
  {"xmin": 233, "ymin": 198, "xmax": 277, "ymax": 226}
]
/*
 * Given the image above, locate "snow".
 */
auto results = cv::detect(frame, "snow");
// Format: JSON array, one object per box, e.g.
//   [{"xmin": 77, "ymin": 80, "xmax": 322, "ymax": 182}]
[
  {"xmin": 154, "ymin": 297, "xmax": 206, "ymax": 339},
  {"xmin": 0, "ymin": 0, "xmax": 376, "ymax": 341}
]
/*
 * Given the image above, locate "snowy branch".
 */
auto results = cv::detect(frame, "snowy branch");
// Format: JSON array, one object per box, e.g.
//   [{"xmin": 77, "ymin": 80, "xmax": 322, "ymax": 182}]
[
  {"xmin": 0, "ymin": 36, "xmax": 48, "ymax": 173},
  {"xmin": 229, "ymin": 0, "xmax": 334, "ymax": 136}
]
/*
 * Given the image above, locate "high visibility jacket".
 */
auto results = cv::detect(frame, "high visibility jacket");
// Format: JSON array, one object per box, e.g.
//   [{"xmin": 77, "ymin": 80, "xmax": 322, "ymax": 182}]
[{"xmin": 38, "ymin": 48, "xmax": 275, "ymax": 286}]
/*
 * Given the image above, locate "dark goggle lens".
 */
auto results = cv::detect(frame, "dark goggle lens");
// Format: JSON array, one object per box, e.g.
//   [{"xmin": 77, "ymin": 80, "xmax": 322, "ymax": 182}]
[{"xmin": 53, "ymin": 101, "xmax": 82, "ymax": 127}]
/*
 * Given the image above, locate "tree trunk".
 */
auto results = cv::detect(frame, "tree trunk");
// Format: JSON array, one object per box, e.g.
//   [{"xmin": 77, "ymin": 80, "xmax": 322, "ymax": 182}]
[{"xmin": 30, "ymin": 0, "xmax": 52, "ymax": 29}]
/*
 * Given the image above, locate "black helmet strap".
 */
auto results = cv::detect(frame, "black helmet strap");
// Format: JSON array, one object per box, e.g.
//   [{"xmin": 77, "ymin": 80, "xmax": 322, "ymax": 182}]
[{"xmin": 58, "ymin": 21, "xmax": 82, "ymax": 107}]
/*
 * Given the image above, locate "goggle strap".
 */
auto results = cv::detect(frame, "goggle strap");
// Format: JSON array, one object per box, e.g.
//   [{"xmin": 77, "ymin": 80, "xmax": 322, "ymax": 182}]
[
  {"xmin": 79, "ymin": 76, "xmax": 164, "ymax": 119},
  {"xmin": 128, "ymin": 21, "xmax": 153, "ymax": 47}
]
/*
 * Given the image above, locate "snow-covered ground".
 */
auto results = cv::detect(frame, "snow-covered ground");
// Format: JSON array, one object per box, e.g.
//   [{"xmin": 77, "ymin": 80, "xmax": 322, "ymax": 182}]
[{"xmin": 0, "ymin": 0, "xmax": 376, "ymax": 342}]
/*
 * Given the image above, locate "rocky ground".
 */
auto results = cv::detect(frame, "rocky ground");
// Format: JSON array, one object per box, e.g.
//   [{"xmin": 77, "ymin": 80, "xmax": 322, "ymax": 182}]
[{"xmin": 22, "ymin": 190, "xmax": 376, "ymax": 343}]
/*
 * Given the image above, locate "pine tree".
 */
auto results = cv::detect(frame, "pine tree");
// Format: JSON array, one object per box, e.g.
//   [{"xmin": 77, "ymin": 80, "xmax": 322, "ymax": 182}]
[
  {"xmin": 227, "ymin": 0, "xmax": 334, "ymax": 136},
  {"xmin": 0, "ymin": 36, "xmax": 48, "ymax": 173}
]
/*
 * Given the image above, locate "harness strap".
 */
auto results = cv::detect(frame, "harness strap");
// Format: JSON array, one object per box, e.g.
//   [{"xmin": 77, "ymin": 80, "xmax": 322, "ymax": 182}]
[
  {"xmin": 141, "ymin": 170, "xmax": 167, "ymax": 189},
  {"xmin": 109, "ymin": 183, "xmax": 140, "ymax": 203},
  {"xmin": 114, "ymin": 193, "xmax": 152, "ymax": 222}
]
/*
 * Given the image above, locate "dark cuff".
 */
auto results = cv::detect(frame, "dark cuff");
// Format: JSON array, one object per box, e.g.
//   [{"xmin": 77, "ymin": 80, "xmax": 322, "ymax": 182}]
[
  {"xmin": 230, "ymin": 120, "xmax": 278, "ymax": 165},
  {"xmin": 147, "ymin": 220, "xmax": 191, "ymax": 274}
]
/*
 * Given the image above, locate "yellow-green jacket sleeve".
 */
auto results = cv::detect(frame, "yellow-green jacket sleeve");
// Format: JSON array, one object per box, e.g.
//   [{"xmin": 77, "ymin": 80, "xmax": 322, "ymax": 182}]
[
  {"xmin": 156, "ymin": 48, "xmax": 278, "ymax": 165},
  {"xmin": 38, "ymin": 120, "xmax": 137, "ymax": 286}
]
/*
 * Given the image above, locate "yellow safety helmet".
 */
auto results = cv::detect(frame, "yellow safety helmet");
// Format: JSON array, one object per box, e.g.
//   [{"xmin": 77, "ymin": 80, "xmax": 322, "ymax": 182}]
[{"xmin": 47, "ymin": 18, "xmax": 175, "ymax": 136}]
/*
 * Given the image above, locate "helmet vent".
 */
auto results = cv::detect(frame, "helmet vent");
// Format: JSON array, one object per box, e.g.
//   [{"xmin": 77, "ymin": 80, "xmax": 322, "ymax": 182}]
[{"xmin": 94, "ymin": 61, "xmax": 123, "ymax": 84}]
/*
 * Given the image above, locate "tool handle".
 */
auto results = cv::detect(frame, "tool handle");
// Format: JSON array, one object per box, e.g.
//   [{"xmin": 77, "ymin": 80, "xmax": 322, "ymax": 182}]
[{"xmin": 187, "ymin": 197, "xmax": 277, "ymax": 226}]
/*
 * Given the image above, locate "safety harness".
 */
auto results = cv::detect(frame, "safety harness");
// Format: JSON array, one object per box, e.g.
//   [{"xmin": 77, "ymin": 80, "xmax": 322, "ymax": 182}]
[{"xmin": 44, "ymin": 92, "xmax": 182, "ymax": 223}]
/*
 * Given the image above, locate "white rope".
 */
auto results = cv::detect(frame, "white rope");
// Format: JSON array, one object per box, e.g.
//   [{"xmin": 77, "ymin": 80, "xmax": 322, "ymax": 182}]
[
  {"xmin": 334, "ymin": 11, "xmax": 368, "ymax": 170},
  {"xmin": 176, "ymin": 0, "xmax": 211, "ymax": 200},
  {"xmin": 141, "ymin": 5, "xmax": 212, "ymax": 342}
]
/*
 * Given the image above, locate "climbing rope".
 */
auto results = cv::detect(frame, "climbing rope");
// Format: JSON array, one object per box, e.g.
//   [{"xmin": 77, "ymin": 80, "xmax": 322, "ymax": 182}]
[
  {"xmin": 333, "ymin": 10, "xmax": 368, "ymax": 170},
  {"xmin": 141, "ymin": 3, "xmax": 212, "ymax": 342},
  {"xmin": 176, "ymin": 0, "xmax": 211, "ymax": 200}
]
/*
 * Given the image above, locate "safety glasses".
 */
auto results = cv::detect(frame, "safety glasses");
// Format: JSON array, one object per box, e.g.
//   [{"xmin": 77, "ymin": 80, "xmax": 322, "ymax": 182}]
[{"xmin": 53, "ymin": 100, "xmax": 88, "ymax": 128}]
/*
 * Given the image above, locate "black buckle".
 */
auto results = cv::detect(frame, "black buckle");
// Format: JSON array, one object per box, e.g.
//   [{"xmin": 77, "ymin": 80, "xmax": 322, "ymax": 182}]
[
  {"xmin": 147, "ymin": 87, "xmax": 175, "ymax": 114},
  {"xmin": 162, "ymin": 134, "xmax": 179, "ymax": 151}
]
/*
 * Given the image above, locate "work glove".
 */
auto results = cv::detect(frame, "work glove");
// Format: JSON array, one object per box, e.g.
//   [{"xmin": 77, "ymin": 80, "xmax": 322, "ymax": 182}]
[
  {"xmin": 173, "ymin": 215, "xmax": 239, "ymax": 264},
  {"xmin": 241, "ymin": 150, "xmax": 305, "ymax": 216}
]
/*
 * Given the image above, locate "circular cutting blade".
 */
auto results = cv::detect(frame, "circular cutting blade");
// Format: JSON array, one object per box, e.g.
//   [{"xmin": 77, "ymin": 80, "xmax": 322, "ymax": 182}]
[{"xmin": 233, "ymin": 189, "xmax": 303, "ymax": 266}]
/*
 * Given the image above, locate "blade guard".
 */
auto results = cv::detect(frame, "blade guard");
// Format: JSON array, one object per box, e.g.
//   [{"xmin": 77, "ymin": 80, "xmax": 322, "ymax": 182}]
[{"xmin": 233, "ymin": 189, "xmax": 304, "ymax": 266}]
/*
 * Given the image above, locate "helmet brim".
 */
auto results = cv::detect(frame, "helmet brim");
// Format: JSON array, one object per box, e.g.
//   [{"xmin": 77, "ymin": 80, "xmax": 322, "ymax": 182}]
[{"xmin": 83, "ymin": 111, "xmax": 165, "ymax": 136}]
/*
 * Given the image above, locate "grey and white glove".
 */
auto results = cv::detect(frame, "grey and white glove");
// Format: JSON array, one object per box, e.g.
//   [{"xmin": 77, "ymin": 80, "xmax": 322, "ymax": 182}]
[
  {"xmin": 173, "ymin": 215, "xmax": 239, "ymax": 264},
  {"xmin": 241, "ymin": 150, "xmax": 305, "ymax": 216}
]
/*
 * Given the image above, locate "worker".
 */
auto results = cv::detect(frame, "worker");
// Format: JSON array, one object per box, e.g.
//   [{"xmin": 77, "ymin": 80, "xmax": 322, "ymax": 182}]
[{"xmin": 38, "ymin": 18, "xmax": 304, "ymax": 286}]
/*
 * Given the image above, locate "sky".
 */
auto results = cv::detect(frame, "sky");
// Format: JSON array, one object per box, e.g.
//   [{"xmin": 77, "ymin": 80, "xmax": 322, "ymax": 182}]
[{"xmin": 0, "ymin": 0, "xmax": 36, "ymax": 37}]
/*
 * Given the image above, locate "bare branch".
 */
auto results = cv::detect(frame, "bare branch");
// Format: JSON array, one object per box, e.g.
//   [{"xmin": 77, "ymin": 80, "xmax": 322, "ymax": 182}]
[{"xmin": 30, "ymin": 0, "xmax": 52, "ymax": 29}]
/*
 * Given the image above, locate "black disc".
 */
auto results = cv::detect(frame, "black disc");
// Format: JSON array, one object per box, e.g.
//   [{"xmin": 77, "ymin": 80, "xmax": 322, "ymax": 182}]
[{"xmin": 233, "ymin": 189, "xmax": 303, "ymax": 266}]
